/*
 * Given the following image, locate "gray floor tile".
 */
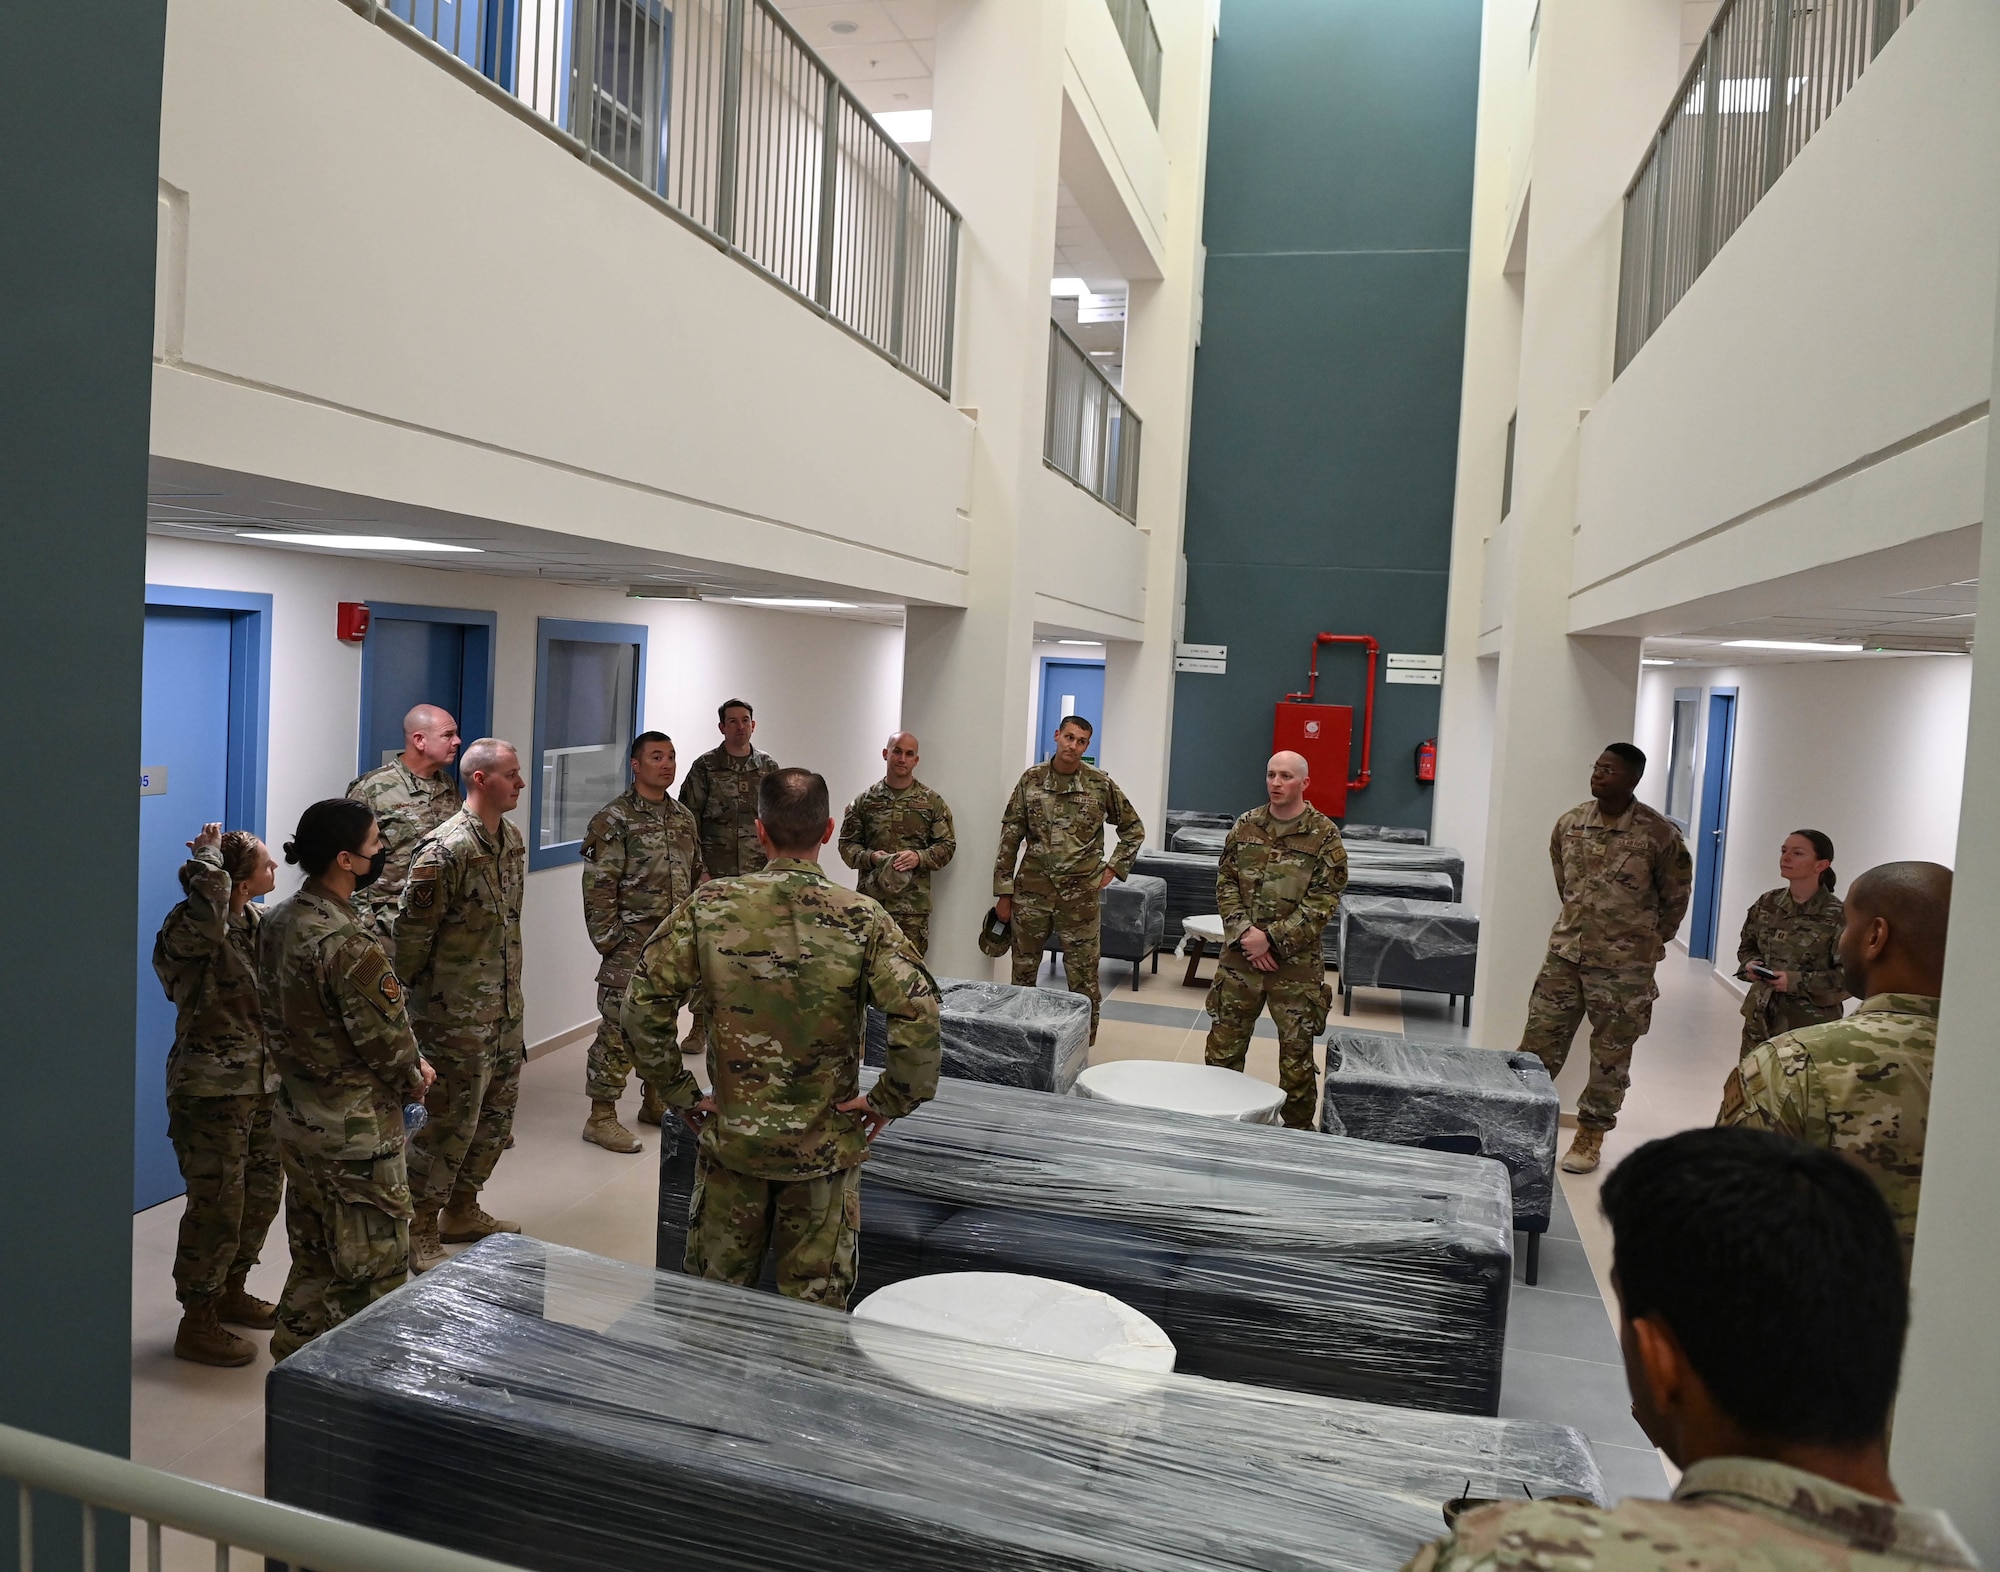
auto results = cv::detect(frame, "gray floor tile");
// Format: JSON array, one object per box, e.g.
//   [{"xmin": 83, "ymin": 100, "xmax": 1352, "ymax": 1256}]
[
  {"xmin": 1545, "ymin": 1183, "xmax": 1581, "ymax": 1242},
  {"xmin": 1515, "ymin": 1233, "xmax": 1597, "ymax": 1296},
  {"xmin": 1591, "ymin": 1442, "xmax": 1671, "ymax": 1501},
  {"xmin": 1099, "ymin": 998, "xmax": 1206, "ymax": 1029},
  {"xmin": 1506, "ymin": 1283, "xmax": 1622, "ymax": 1363},
  {"xmin": 1499, "ymin": 1347, "xmax": 1653, "ymax": 1450},
  {"xmin": 1396, "ymin": 994, "xmax": 1474, "ymax": 1042}
]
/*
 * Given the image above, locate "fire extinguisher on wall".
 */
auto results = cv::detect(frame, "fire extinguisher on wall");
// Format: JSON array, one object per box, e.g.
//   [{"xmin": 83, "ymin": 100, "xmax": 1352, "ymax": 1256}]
[{"xmin": 1415, "ymin": 738, "xmax": 1437, "ymax": 784}]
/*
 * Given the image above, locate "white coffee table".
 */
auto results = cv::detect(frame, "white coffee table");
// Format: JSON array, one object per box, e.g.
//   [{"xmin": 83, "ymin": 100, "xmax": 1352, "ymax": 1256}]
[
  {"xmin": 1073, "ymin": 1060, "xmax": 1286, "ymax": 1125},
  {"xmin": 1180, "ymin": 913, "xmax": 1225, "ymax": 987}
]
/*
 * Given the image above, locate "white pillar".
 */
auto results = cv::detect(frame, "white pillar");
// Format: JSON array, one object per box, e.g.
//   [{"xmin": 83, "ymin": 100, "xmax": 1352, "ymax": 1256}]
[
  {"xmin": 901, "ymin": 0, "xmax": 1068, "ymax": 981},
  {"xmin": 1465, "ymin": 0, "xmax": 1681, "ymax": 1053},
  {"xmin": 1890, "ymin": 219, "xmax": 2000, "ymax": 1561}
]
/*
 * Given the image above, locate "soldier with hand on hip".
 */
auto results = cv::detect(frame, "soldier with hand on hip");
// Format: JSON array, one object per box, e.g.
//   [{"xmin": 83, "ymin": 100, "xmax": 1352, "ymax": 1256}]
[
  {"xmin": 1202, "ymin": 752, "xmax": 1347, "ymax": 1129},
  {"xmin": 395, "ymin": 737, "xmax": 528, "ymax": 1273},
  {"xmin": 838, "ymin": 730, "xmax": 956, "ymax": 958},
  {"xmin": 579, "ymin": 730, "xmax": 704, "ymax": 1154},
  {"xmin": 346, "ymin": 704, "xmax": 463, "ymax": 940},
  {"xmin": 622, "ymin": 767, "xmax": 940, "ymax": 1309},
  {"xmin": 992, "ymin": 715, "xmax": 1144, "ymax": 1043}
]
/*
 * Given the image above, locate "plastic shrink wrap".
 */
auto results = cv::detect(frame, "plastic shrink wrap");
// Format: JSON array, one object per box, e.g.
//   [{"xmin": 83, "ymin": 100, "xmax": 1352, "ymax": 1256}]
[
  {"xmin": 268, "ymin": 1235, "xmax": 1603, "ymax": 1572},
  {"xmin": 1134, "ymin": 849, "xmax": 1224, "ymax": 935},
  {"xmin": 1342, "ymin": 823, "xmax": 1429, "ymax": 844},
  {"xmin": 1321, "ymin": 1031, "xmax": 1558, "ymax": 1232},
  {"xmin": 1345, "ymin": 842, "xmax": 1466, "ymax": 900},
  {"xmin": 659, "ymin": 1075, "xmax": 1516, "ymax": 1413},
  {"xmin": 1337, "ymin": 897, "xmax": 1480, "ymax": 1006},
  {"xmin": 866, "ymin": 977, "xmax": 1090, "ymax": 1093},
  {"xmin": 1164, "ymin": 808, "xmax": 1236, "ymax": 836},
  {"xmin": 1097, "ymin": 873, "xmax": 1167, "ymax": 972}
]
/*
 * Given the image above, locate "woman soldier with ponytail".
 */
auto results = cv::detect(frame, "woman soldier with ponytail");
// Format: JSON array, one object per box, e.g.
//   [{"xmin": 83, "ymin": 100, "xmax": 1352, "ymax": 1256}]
[{"xmin": 1735, "ymin": 829, "xmax": 1849, "ymax": 1057}]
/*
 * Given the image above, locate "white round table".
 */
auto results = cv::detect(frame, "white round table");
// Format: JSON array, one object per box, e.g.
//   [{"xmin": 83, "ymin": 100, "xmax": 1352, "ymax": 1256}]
[
  {"xmin": 1073, "ymin": 1060, "xmax": 1287, "ymax": 1125},
  {"xmin": 1180, "ymin": 913, "xmax": 1226, "ymax": 987},
  {"xmin": 850, "ymin": 1271, "xmax": 1176, "ymax": 1411}
]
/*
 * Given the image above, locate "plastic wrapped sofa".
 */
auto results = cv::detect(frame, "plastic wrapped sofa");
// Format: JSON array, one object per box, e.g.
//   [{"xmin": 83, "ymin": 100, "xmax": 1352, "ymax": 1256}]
[{"xmin": 866, "ymin": 977, "xmax": 1090, "ymax": 1093}]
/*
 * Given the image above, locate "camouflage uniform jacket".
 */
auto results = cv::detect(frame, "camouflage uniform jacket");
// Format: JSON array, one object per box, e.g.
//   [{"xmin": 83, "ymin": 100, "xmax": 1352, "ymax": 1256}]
[
  {"xmin": 992, "ymin": 761, "xmax": 1145, "ymax": 896},
  {"xmin": 680, "ymin": 746, "xmax": 780, "ymax": 878},
  {"xmin": 838, "ymin": 779, "xmax": 956, "ymax": 914},
  {"xmin": 1400, "ymin": 1456, "xmax": 1974, "ymax": 1572},
  {"xmin": 1736, "ymin": 886, "xmax": 1847, "ymax": 1024},
  {"xmin": 153, "ymin": 847, "xmax": 277, "ymax": 1097},
  {"xmin": 1215, "ymin": 806, "xmax": 1349, "ymax": 963},
  {"xmin": 1719, "ymin": 993, "xmax": 1937, "ymax": 1265},
  {"xmin": 346, "ymin": 757, "xmax": 462, "ymax": 930},
  {"xmin": 258, "ymin": 879, "xmax": 426, "ymax": 1212},
  {"xmin": 581, "ymin": 787, "xmax": 705, "ymax": 991},
  {"xmin": 392, "ymin": 808, "xmax": 526, "ymax": 1030},
  {"xmin": 1547, "ymin": 799, "xmax": 1693, "ymax": 970},
  {"xmin": 620, "ymin": 858, "xmax": 941, "ymax": 1181}
]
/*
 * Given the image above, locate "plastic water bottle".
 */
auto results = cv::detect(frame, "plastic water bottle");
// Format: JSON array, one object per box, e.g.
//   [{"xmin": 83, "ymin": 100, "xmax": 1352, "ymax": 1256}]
[{"xmin": 403, "ymin": 1102, "xmax": 429, "ymax": 1137}]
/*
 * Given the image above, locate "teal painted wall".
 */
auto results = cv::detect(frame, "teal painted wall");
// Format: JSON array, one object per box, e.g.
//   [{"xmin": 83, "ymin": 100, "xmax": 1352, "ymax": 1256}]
[{"xmin": 1169, "ymin": 0, "xmax": 1480, "ymax": 830}]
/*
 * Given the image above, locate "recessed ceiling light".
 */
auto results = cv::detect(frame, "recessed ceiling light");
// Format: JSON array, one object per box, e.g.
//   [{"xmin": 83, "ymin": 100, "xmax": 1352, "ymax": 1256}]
[
  {"xmin": 1722, "ymin": 639, "xmax": 1864, "ymax": 652},
  {"xmin": 1057, "ymin": 639, "xmax": 1100, "ymax": 646},
  {"xmin": 829, "ymin": 19, "xmax": 858, "ymax": 33},
  {"xmin": 627, "ymin": 584, "xmax": 701, "ymax": 600},
  {"xmin": 729, "ymin": 597, "xmax": 858, "ymax": 610},
  {"xmin": 1089, "ymin": 350, "xmax": 1117, "ymax": 357},
  {"xmin": 237, "ymin": 532, "xmax": 482, "ymax": 553},
  {"xmin": 875, "ymin": 109, "xmax": 931, "ymax": 143},
  {"xmin": 1641, "ymin": 658, "xmax": 1677, "ymax": 666},
  {"xmin": 1050, "ymin": 276, "xmax": 1088, "ymax": 297}
]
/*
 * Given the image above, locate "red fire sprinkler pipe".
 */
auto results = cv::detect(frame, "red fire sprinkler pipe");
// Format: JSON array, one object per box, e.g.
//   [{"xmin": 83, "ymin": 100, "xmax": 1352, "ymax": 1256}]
[{"xmin": 1283, "ymin": 633, "xmax": 1379, "ymax": 791}]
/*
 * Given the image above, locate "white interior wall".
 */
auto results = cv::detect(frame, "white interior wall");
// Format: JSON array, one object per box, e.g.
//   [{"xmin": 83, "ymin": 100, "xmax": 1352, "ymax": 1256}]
[
  {"xmin": 1633, "ymin": 655, "xmax": 1972, "ymax": 969},
  {"xmin": 146, "ymin": 538, "xmax": 904, "ymax": 1053}
]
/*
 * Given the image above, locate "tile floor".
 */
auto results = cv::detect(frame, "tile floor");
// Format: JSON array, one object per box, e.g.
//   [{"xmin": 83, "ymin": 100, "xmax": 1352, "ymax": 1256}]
[{"xmin": 130, "ymin": 946, "xmax": 1748, "ymax": 1541}]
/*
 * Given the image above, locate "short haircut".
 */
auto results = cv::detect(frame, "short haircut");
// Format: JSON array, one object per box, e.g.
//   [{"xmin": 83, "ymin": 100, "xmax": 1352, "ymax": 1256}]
[
  {"xmin": 218, "ymin": 830, "xmax": 265, "ymax": 884},
  {"xmin": 1846, "ymin": 860, "xmax": 1953, "ymax": 967},
  {"xmin": 1601, "ymin": 1127, "xmax": 1906, "ymax": 1445},
  {"xmin": 1603, "ymin": 741, "xmax": 1647, "ymax": 777},
  {"xmin": 630, "ymin": 730, "xmax": 673, "ymax": 760},
  {"xmin": 758, "ymin": 767, "xmax": 829, "ymax": 852},
  {"xmin": 460, "ymin": 737, "xmax": 518, "ymax": 780},
  {"xmin": 719, "ymin": 698, "xmax": 754, "ymax": 723},
  {"xmin": 1058, "ymin": 714, "xmax": 1095, "ymax": 737},
  {"xmin": 284, "ymin": 799, "xmax": 376, "ymax": 878}
]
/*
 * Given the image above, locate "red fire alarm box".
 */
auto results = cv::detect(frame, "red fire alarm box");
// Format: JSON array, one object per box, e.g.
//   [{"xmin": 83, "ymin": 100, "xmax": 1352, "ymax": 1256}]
[
  {"xmin": 337, "ymin": 602, "xmax": 371, "ymax": 643},
  {"xmin": 1274, "ymin": 702, "xmax": 1354, "ymax": 818}
]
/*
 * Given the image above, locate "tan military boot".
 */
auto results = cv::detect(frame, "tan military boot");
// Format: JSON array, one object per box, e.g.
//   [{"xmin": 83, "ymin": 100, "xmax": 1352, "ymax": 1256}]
[
  {"xmin": 440, "ymin": 1192, "xmax": 522, "ymax": 1242},
  {"xmin": 637, "ymin": 1083, "xmax": 666, "ymax": 1127},
  {"xmin": 1560, "ymin": 1127, "xmax": 1604, "ymax": 1174},
  {"xmin": 409, "ymin": 1210, "xmax": 448, "ymax": 1274},
  {"xmin": 218, "ymin": 1275, "xmax": 278, "ymax": 1330},
  {"xmin": 174, "ymin": 1301, "xmax": 255, "ymax": 1368},
  {"xmin": 583, "ymin": 1099, "xmax": 643, "ymax": 1154}
]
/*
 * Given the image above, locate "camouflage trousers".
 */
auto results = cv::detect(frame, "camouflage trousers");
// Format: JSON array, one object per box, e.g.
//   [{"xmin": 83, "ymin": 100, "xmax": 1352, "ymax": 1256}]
[
  {"xmin": 1518, "ymin": 955, "xmax": 1659, "ymax": 1132},
  {"xmin": 684, "ymin": 1151, "xmax": 861, "ymax": 1309},
  {"xmin": 270, "ymin": 1147, "xmax": 410, "ymax": 1361},
  {"xmin": 1010, "ymin": 881, "xmax": 1103, "ymax": 1041},
  {"xmin": 167, "ymin": 1091, "xmax": 282, "ymax": 1307},
  {"xmin": 586, "ymin": 981, "xmax": 662, "ymax": 1102},
  {"xmin": 408, "ymin": 1020, "xmax": 524, "ymax": 1210},
  {"xmin": 885, "ymin": 911, "xmax": 930, "ymax": 959},
  {"xmin": 1739, "ymin": 994, "xmax": 1843, "ymax": 1059},
  {"xmin": 1203, "ymin": 955, "xmax": 1332, "ymax": 1129}
]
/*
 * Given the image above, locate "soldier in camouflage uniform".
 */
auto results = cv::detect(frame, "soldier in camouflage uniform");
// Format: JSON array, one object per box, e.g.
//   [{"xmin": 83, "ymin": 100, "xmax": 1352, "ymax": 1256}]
[
  {"xmin": 838, "ymin": 731, "xmax": 956, "ymax": 958},
  {"xmin": 1719, "ymin": 860, "xmax": 1950, "ymax": 1271},
  {"xmin": 395, "ymin": 738, "xmax": 527, "ymax": 1271},
  {"xmin": 1734, "ymin": 829, "xmax": 1847, "ymax": 1055},
  {"xmin": 992, "ymin": 715, "xmax": 1145, "ymax": 1043},
  {"xmin": 1519, "ymin": 744, "xmax": 1692, "ymax": 1174},
  {"xmin": 623, "ymin": 767, "xmax": 940, "ymax": 1308},
  {"xmin": 579, "ymin": 730, "xmax": 705, "ymax": 1154},
  {"xmin": 680, "ymin": 698, "xmax": 780, "ymax": 878},
  {"xmin": 1202, "ymin": 753, "xmax": 1347, "ymax": 1129},
  {"xmin": 260, "ymin": 799, "xmax": 434, "ymax": 1362},
  {"xmin": 153, "ymin": 824, "xmax": 284, "ymax": 1367},
  {"xmin": 346, "ymin": 703, "xmax": 462, "ymax": 940},
  {"xmin": 1402, "ymin": 1128, "xmax": 1972, "ymax": 1572}
]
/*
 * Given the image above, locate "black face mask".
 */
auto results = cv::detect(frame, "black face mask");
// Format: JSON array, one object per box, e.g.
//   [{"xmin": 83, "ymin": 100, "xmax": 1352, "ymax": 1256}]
[{"xmin": 350, "ymin": 846, "xmax": 389, "ymax": 891}]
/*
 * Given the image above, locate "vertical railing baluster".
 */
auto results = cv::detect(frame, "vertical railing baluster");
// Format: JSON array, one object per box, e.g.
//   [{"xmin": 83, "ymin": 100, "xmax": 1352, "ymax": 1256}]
[
  {"xmin": 79, "ymin": 1504, "xmax": 93, "ymax": 1572},
  {"xmin": 889, "ymin": 162, "xmax": 910, "ymax": 365},
  {"xmin": 569, "ymin": 0, "xmax": 600, "ymax": 148},
  {"xmin": 1760, "ymin": 0, "xmax": 1795, "ymax": 193},
  {"xmin": 1693, "ymin": 41, "xmax": 1720, "ymax": 273},
  {"xmin": 18, "ymin": 1484, "xmax": 31, "ymax": 1572},
  {"xmin": 715, "ymin": 0, "xmax": 745, "ymax": 245},
  {"xmin": 146, "ymin": 1521, "xmax": 161, "ymax": 1572},
  {"xmin": 813, "ymin": 74, "xmax": 839, "ymax": 307}
]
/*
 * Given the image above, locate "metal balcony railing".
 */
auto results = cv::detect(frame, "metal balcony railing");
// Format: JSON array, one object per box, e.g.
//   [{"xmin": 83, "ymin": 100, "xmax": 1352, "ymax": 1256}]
[
  {"xmin": 362, "ymin": 0, "xmax": 960, "ymax": 396},
  {"xmin": 1614, "ymin": 0, "xmax": 1920, "ymax": 374},
  {"xmin": 1104, "ymin": 0, "xmax": 1163, "ymax": 123},
  {"xmin": 1045, "ymin": 320, "xmax": 1142, "ymax": 522},
  {"xmin": 1, "ymin": 1419, "xmax": 520, "ymax": 1572}
]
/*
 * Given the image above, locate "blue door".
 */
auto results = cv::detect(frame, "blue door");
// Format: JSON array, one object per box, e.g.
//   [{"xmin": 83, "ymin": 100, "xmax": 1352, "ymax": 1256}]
[
  {"xmin": 1688, "ymin": 689, "xmax": 1739, "ymax": 962},
  {"xmin": 358, "ymin": 606, "xmax": 496, "ymax": 780},
  {"xmin": 1038, "ymin": 659, "xmax": 1106, "ymax": 764},
  {"xmin": 136, "ymin": 609, "xmax": 237, "ymax": 1210}
]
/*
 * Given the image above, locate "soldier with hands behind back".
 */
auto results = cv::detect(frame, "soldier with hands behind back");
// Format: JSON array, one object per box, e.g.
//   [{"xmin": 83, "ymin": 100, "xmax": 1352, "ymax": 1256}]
[
  {"xmin": 260, "ymin": 800, "xmax": 434, "ymax": 1361},
  {"xmin": 839, "ymin": 731, "xmax": 956, "ymax": 957},
  {"xmin": 580, "ymin": 730, "xmax": 704, "ymax": 1154},
  {"xmin": 154, "ymin": 822, "xmax": 284, "ymax": 1366},
  {"xmin": 346, "ymin": 704, "xmax": 463, "ymax": 939},
  {"xmin": 623, "ymin": 768, "xmax": 941, "ymax": 1308}
]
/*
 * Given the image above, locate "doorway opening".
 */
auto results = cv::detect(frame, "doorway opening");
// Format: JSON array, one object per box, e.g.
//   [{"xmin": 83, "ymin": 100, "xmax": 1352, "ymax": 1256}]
[
  {"xmin": 357, "ymin": 603, "xmax": 497, "ymax": 784},
  {"xmin": 1687, "ymin": 687, "xmax": 1739, "ymax": 962},
  {"xmin": 1037, "ymin": 658, "xmax": 1105, "ymax": 765}
]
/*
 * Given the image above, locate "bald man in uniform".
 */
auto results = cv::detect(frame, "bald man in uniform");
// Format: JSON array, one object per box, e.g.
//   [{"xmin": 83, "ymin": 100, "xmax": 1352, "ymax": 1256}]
[
  {"xmin": 347, "ymin": 705, "xmax": 463, "ymax": 940},
  {"xmin": 1719, "ymin": 860, "xmax": 1952, "ymax": 1271},
  {"xmin": 837, "ymin": 732, "xmax": 956, "ymax": 958},
  {"xmin": 1202, "ymin": 751, "xmax": 1348, "ymax": 1128}
]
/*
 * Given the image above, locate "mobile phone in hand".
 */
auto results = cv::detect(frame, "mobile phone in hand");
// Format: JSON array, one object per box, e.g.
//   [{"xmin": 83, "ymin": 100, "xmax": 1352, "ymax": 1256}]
[{"xmin": 1747, "ymin": 962, "xmax": 1778, "ymax": 982}]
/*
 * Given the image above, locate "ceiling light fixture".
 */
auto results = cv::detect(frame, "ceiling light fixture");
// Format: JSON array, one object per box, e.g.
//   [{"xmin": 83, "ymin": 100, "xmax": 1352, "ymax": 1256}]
[
  {"xmin": 1050, "ymin": 277, "xmax": 1088, "ymax": 297},
  {"xmin": 1641, "ymin": 658, "xmax": 1677, "ymax": 666},
  {"xmin": 729, "ymin": 597, "xmax": 858, "ymax": 610},
  {"xmin": 627, "ymin": 584, "xmax": 701, "ymax": 600},
  {"xmin": 237, "ymin": 532, "xmax": 482, "ymax": 553},
  {"xmin": 875, "ymin": 109, "xmax": 931, "ymax": 143},
  {"xmin": 1056, "ymin": 639, "xmax": 1100, "ymax": 646},
  {"xmin": 1722, "ymin": 639, "xmax": 1865, "ymax": 652},
  {"xmin": 829, "ymin": 19, "xmax": 858, "ymax": 33}
]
